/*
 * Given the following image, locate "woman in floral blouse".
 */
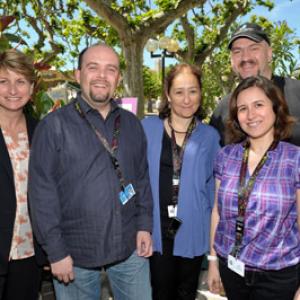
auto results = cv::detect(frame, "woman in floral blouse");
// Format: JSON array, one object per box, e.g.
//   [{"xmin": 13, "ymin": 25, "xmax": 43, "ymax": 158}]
[{"xmin": 0, "ymin": 49, "xmax": 44, "ymax": 300}]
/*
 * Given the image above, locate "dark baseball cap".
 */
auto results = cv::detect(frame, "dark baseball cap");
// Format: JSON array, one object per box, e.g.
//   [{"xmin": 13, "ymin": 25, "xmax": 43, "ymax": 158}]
[{"xmin": 228, "ymin": 23, "xmax": 270, "ymax": 49}]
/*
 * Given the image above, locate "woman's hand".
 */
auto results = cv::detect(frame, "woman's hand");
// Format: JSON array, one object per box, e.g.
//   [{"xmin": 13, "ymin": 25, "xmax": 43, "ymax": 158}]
[{"xmin": 207, "ymin": 260, "xmax": 222, "ymax": 294}]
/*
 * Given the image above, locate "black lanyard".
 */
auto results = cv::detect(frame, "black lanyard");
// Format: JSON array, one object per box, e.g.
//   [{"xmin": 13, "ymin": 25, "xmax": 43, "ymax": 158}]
[
  {"xmin": 231, "ymin": 140, "xmax": 278, "ymax": 257},
  {"xmin": 168, "ymin": 117, "xmax": 196, "ymax": 205},
  {"xmin": 74, "ymin": 101, "xmax": 126, "ymax": 190}
]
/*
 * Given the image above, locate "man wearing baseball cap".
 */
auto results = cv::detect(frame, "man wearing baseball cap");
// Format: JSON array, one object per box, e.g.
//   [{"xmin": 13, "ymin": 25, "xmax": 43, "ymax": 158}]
[
  {"xmin": 210, "ymin": 22, "xmax": 300, "ymax": 146},
  {"xmin": 228, "ymin": 23, "xmax": 270, "ymax": 50}
]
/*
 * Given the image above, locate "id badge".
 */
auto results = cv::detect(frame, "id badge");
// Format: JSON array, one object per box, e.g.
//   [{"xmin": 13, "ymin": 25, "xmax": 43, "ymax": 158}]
[
  {"xmin": 172, "ymin": 178, "xmax": 179, "ymax": 186},
  {"xmin": 228, "ymin": 255, "xmax": 245, "ymax": 277},
  {"xmin": 168, "ymin": 205, "xmax": 178, "ymax": 218},
  {"xmin": 119, "ymin": 183, "xmax": 136, "ymax": 205}
]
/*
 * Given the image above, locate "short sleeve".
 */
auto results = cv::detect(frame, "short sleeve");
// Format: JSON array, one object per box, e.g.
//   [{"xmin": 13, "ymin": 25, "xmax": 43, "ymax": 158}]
[
  {"xmin": 296, "ymin": 149, "xmax": 300, "ymax": 189},
  {"xmin": 213, "ymin": 148, "xmax": 225, "ymax": 180}
]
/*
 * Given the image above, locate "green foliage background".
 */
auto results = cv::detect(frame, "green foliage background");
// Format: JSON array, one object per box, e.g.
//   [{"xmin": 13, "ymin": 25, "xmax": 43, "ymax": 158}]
[{"xmin": 1, "ymin": 0, "xmax": 299, "ymax": 118}]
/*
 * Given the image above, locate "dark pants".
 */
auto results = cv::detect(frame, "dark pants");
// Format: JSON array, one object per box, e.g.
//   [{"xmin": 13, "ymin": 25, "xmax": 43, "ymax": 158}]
[
  {"xmin": 150, "ymin": 239, "xmax": 203, "ymax": 300},
  {"xmin": 219, "ymin": 256, "xmax": 300, "ymax": 300},
  {"xmin": 0, "ymin": 256, "xmax": 42, "ymax": 300}
]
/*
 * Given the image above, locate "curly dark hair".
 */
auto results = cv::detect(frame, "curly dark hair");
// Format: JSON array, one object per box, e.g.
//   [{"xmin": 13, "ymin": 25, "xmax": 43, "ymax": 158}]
[
  {"xmin": 158, "ymin": 63, "xmax": 203, "ymax": 119},
  {"xmin": 226, "ymin": 75, "xmax": 295, "ymax": 144}
]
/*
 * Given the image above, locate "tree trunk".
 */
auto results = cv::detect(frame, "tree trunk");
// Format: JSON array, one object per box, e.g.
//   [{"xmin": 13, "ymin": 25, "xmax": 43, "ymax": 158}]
[{"xmin": 122, "ymin": 40, "xmax": 145, "ymax": 118}]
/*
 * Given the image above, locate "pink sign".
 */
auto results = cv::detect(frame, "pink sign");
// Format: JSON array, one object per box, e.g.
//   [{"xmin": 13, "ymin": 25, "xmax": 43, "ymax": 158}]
[{"xmin": 116, "ymin": 97, "xmax": 138, "ymax": 115}]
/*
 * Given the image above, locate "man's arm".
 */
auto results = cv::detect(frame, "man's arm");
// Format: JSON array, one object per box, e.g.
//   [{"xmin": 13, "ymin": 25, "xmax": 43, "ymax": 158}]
[
  {"xmin": 283, "ymin": 77, "xmax": 300, "ymax": 146},
  {"xmin": 209, "ymin": 95, "xmax": 230, "ymax": 146},
  {"xmin": 29, "ymin": 116, "xmax": 69, "ymax": 265},
  {"xmin": 134, "ymin": 121, "xmax": 153, "ymax": 236},
  {"xmin": 207, "ymin": 179, "xmax": 223, "ymax": 294},
  {"xmin": 297, "ymin": 189, "xmax": 300, "ymax": 231}
]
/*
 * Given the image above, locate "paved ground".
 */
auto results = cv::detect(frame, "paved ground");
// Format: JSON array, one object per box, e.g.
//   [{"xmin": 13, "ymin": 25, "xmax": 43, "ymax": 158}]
[{"xmin": 39, "ymin": 270, "xmax": 227, "ymax": 300}]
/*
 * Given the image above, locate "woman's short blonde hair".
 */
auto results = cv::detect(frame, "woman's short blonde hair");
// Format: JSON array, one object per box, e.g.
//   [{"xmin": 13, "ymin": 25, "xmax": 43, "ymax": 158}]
[{"xmin": 0, "ymin": 49, "xmax": 36, "ymax": 83}]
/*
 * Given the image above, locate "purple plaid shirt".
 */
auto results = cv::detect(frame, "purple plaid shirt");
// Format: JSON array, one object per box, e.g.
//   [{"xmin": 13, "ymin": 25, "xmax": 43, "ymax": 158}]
[{"xmin": 214, "ymin": 141, "xmax": 300, "ymax": 270}]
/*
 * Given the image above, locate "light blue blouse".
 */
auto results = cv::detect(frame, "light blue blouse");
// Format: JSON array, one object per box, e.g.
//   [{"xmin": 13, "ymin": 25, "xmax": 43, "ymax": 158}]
[{"xmin": 142, "ymin": 116, "xmax": 220, "ymax": 258}]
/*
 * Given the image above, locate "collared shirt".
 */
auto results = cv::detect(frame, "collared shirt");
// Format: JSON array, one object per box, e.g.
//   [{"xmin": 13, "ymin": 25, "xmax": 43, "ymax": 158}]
[
  {"xmin": 29, "ymin": 93, "xmax": 153, "ymax": 267},
  {"xmin": 3, "ymin": 130, "xmax": 34, "ymax": 260},
  {"xmin": 214, "ymin": 141, "xmax": 300, "ymax": 270}
]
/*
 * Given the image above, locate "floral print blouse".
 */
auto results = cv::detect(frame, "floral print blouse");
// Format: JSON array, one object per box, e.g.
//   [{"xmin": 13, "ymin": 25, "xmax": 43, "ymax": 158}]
[{"xmin": 3, "ymin": 130, "xmax": 35, "ymax": 260}]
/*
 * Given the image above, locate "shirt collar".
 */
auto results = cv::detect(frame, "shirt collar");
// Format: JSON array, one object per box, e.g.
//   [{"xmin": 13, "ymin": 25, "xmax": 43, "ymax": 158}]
[{"xmin": 239, "ymin": 139, "xmax": 281, "ymax": 156}]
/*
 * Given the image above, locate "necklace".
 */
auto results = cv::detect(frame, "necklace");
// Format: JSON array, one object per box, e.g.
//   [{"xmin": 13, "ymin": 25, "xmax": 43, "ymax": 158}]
[{"xmin": 167, "ymin": 118, "xmax": 188, "ymax": 134}]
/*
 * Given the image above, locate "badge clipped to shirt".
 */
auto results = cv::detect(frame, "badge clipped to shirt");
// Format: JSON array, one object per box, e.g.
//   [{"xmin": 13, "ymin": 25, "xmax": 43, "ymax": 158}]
[
  {"xmin": 172, "ymin": 177, "xmax": 179, "ymax": 186},
  {"xmin": 227, "ymin": 254, "xmax": 245, "ymax": 277},
  {"xmin": 168, "ymin": 205, "xmax": 178, "ymax": 218},
  {"xmin": 119, "ymin": 183, "xmax": 136, "ymax": 205}
]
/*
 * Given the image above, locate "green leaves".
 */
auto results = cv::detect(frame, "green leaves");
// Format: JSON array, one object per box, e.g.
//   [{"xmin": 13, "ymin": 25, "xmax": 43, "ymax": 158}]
[
  {"xmin": 143, "ymin": 66, "xmax": 161, "ymax": 100},
  {"xmin": 29, "ymin": 91, "xmax": 54, "ymax": 119},
  {"xmin": 2, "ymin": 32, "xmax": 27, "ymax": 44},
  {"xmin": 0, "ymin": 15, "xmax": 20, "ymax": 51},
  {"xmin": 1, "ymin": 0, "xmax": 299, "ymax": 119},
  {"xmin": 0, "ymin": 36, "xmax": 10, "ymax": 52}
]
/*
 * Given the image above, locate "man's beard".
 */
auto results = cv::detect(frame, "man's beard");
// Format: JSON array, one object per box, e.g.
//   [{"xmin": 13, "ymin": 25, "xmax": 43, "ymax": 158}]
[
  {"xmin": 89, "ymin": 90, "xmax": 111, "ymax": 104},
  {"xmin": 238, "ymin": 59, "xmax": 261, "ymax": 80}
]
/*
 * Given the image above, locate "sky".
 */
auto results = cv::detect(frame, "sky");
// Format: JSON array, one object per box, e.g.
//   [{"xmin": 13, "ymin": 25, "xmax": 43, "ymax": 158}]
[
  {"xmin": 143, "ymin": 0, "xmax": 300, "ymax": 69},
  {"xmin": 252, "ymin": 0, "xmax": 300, "ymax": 33}
]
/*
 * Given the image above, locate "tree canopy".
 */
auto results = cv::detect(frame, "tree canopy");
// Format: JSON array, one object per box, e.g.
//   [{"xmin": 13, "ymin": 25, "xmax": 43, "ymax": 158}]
[{"xmin": 1, "ymin": 0, "xmax": 299, "ymax": 117}]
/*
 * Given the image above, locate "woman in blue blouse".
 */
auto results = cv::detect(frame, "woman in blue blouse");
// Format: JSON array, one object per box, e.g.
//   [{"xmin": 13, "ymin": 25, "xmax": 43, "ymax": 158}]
[
  {"xmin": 208, "ymin": 76, "xmax": 300, "ymax": 300},
  {"xmin": 142, "ymin": 63, "xmax": 220, "ymax": 300}
]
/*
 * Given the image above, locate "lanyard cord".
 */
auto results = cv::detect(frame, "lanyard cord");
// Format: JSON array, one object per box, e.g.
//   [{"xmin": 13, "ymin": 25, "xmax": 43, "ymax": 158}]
[
  {"xmin": 231, "ymin": 140, "xmax": 278, "ymax": 257},
  {"xmin": 168, "ymin": 116, "xmax": 196, "ymax": 205},
  {"xmin": 74, "ymin": 101, "xmax": 126, "ymax": 190}
]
